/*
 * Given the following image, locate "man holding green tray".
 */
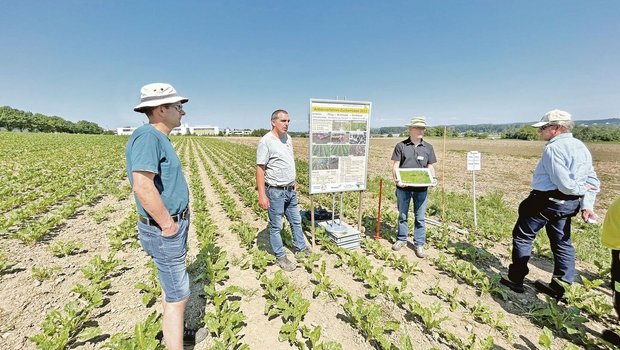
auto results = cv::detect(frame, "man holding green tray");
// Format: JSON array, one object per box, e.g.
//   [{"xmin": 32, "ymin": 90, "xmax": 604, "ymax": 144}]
[{"xmin": 391, "ymin": 117, "xmax": 437, "ymax": 257}]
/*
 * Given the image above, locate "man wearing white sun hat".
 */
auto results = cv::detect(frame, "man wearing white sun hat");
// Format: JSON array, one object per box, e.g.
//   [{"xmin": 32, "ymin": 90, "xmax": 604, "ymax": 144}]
[
  {"xmin": 126, "ymin": 83, "xmax": 204, "ymax": 349},
  {"xmin": 501, "ymin": 109, "xmax": 600, "ymax": 300}
]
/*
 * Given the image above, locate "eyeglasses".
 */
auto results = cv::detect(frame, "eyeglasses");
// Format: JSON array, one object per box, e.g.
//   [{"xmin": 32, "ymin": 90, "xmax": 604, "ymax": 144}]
[
  {"xmin": 165, "ymin": 104, "xmax": 183, "ymax": 112},
  {"xmin": 539, "ymin": 124, "xmax": 554, "ymax": 131}
]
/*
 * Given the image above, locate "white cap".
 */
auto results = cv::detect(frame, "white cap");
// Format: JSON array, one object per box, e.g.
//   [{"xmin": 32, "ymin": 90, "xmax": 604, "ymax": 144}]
[{"xmin": 531, "ymin": 109, "xmax": 572, "ymax": 127}]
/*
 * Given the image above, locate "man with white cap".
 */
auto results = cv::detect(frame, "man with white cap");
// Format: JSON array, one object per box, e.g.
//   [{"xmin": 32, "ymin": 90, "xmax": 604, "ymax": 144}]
[
  {"xmin": 126, "ymin": 83, "xmax": 203, "ymax": 348},
  {"xmin": 501, "ymin": 109, "xmax": 600, "ymax": 299},
  {"xmin": 391, "ymin": 117, "xmax": 437, "ymax": 258}
]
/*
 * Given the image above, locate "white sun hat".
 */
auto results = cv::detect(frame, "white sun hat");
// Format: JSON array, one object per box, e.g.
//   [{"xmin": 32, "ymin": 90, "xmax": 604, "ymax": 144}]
[
  {"xmin": 405, "ymin": 116, "xmax": 427, "ymax": 128},
  {"xmin": 531, "ymin": 109, "xmax": 572, "ymax": 127},
  {"xmin": 133, "ymin": 83, "xmax": 189, "ymax": 113}
]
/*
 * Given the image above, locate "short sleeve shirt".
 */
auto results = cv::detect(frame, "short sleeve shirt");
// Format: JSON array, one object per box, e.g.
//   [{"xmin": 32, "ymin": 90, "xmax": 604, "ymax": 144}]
[
  {"xmin": 125, "ymin": 124, "xmax": 189, "ymax": 217},
  {"xmin": 391, "ymin": 137, "xmax": 437, "ymax": 168},
  {"xmin": 256, "ymin": 132, "xmax": 296, "ymax": 186},
  {"xmin": 391, "ymin": 137, "xmax": 437, "ymax": 191}
]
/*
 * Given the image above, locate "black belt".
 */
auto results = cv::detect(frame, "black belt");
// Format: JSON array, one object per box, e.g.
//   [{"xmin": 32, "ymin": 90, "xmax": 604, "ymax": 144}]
[
  {"xmin": 139, "ymin": 208, "xmax": 189, "ymax": 226},
  {"xmin": 266, "ymin": 183, "xmax": 295, "ymax": 191},
  {"xmin": 531, "ymin": 190, "xmax": 582, "ymax": 201}
]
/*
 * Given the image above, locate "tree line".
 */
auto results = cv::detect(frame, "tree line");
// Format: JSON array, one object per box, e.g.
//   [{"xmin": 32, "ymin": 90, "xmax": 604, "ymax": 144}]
[
  {"xmin": 372, "ymin": 126, "xmax": 458, "ymax": 137},
  {"xmin": 374, "ymin": 122, "xmax": 620, "ymax": 142},
  {"xmin": 3, "ymin": 103, "xmax": 618, "ymax": 141},
  {"xmin": 503, "ymin": 125, "xmax": 620, "ymax": 142},
  {"xmin": 0, "ymin": 106, "xmax": 107, "ymax": 134},
  {"xmin": 242, "ymin": 125, "xmax": 620, "ymax": 142}
]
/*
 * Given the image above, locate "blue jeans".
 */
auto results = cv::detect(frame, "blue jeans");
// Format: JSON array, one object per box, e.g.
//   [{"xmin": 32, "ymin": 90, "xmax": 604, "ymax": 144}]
[
  {"xmin": 508, "ymin": 191, "xmax": 581, "ymax": 284},
  {"xmin": 267, "ymin": 187, "xmax": 307, "ymax": 258},
  {"xmin": 138, "ymin": 217, "xmax": 190, "ymax": 303},
  {"xmin": 396, "ymin": 187, "xmax": 428, "ymax": 247}
]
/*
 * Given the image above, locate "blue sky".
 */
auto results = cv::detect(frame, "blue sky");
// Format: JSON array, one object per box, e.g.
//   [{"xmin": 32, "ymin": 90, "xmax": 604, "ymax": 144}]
[{"xmin": 1, "ymin": 1, "xmax": 618, "ymax": 131}]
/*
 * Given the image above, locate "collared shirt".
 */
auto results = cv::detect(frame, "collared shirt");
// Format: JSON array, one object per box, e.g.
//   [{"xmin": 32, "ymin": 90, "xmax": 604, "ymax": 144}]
[
  {"xmin": 391, "ymin": 137, "xmax": 437, "ymax": 169},
  {"xmin": 531, "ymin": 132, "xmax": 599, "ymax": 209},
  {"xmin": 125, "ymin": 124, "xmax": 189, "ymax": 217},
  {"xmin": 256, "ymin": 132, "xmax": 296, "ymax": 186}
]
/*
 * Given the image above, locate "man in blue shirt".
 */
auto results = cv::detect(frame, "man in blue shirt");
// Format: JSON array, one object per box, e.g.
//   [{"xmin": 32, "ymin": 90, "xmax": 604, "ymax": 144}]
[
  {"xmin": 501, "ymin": 109, "xmax": 599, "ymax": 299},
  {"xmin": 126, "ymin": 83, "xmax": 202, "ymax": 349}
]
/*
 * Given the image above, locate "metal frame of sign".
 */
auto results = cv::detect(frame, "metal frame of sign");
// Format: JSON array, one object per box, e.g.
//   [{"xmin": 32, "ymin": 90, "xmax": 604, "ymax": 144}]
[{"xmin": 308, "ymin": 99, "xmax": 372, "ymax": 195}]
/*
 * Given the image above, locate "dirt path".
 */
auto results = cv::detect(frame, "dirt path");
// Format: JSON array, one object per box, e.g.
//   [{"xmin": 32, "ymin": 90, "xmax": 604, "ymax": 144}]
[{"xmin": 192, "ymin": 139, "xmax": 381, "ymax": 350}]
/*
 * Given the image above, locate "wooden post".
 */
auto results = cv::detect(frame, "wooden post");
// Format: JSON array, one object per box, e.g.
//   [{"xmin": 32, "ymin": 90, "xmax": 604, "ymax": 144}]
[{"xmin": 375, "ymin": 178, "xmax": 383, "ymax": 240}]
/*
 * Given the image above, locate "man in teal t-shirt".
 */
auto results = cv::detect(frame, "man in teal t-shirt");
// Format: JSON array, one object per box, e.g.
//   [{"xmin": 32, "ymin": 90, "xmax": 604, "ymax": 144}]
[
  {"xmin": 126, "ymin": 83, "xmax": 202, "ymax": 349},
  {"xmin": 126, "ymin": 123, "xmax": 189, "ymax": 217}
]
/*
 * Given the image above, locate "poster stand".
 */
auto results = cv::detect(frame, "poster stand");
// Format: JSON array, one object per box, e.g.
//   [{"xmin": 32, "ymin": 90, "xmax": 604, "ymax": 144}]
[{"xmin": 309, "ymin": 191, "xmax": 363, "ymax": 249}]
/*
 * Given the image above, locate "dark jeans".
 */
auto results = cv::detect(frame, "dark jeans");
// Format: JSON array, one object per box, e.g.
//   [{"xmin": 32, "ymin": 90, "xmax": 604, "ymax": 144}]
[
  {"xmin": 612, "ymin": 250, "xmax": 620, "ymax": 318},
  {"xmin": 507, "ymin": 190, "xmax": 581, "ymax": 284}
]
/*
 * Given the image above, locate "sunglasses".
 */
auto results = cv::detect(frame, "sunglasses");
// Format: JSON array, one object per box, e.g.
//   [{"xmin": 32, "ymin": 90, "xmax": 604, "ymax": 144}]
[
  {"xmin": 165, "ymin": 104, "xmax": 184, "ymax": 112},
  {"xmin": 539, "ymin": 124, "xmax": 554, "ymax": 131}
]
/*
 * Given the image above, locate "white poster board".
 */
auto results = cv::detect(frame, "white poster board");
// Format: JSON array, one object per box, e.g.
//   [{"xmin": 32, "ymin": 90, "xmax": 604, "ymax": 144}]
[{"xmin": 308, "ymin": 99, "xmax": 371, "ymax": 194}]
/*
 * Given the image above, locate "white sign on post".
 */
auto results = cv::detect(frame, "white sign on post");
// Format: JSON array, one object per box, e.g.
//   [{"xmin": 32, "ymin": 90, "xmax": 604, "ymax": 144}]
[
  {"xmin": 467, "ymin": 151, "xmax": 481, "ymax": 227},
  {"xmin": 467, "ymin": 151, "xmax": 481, "ymax": 171}
]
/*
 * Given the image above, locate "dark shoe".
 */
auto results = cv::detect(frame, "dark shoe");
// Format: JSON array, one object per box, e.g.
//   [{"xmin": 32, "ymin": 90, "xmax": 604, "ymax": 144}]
[
  {"xmin": 500, "ymin": 275, "xmax": 525, "ymax": 293},
  {"xmin": 534, "ymin": 279, "xmax": 566, "ymax": 301},
  {"xmin": 602, "ymin": 329, "xmax": 620, "ymax": 346},
  {"xmin": 183, "ymin": 326, "xmax": 208, "ymax": 344},
  {"xmin": 276, "ymin": 256, "xmax": 297, "ymax": 271},
  {"xmin": 392, "ymin": 240, "xmax": 406, "ymax": 251},
  {"xmin": 413, "ymin": 245, "xmax": 426, "ymax": 258},
  {"xmin": 295, "ymin": 246, "xmax": 313, "ymax": 259}
]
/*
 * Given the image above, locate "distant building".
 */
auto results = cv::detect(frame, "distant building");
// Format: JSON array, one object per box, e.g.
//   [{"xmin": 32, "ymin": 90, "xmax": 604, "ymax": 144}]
[
  {"xmin": 227, "ymin": 128, "xmax": 252, "ymax": 136},
  {"xmin": 116, "ymin": 123, "xmax": 221, "ymax": 136},
  {"xmin": 373, "ymin": 133, "xmax": 400, "ymax": 138},
  {"xmin": 116, "ymin": 127, "xmax": 137, "ymax": 135},
  {"xmin": 171, "ymin": 124, "xmax": 190, "ymax": 135},
  {"xmin": 190, "ymin": 125, "xmax": 219, "ymax": 135}
]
